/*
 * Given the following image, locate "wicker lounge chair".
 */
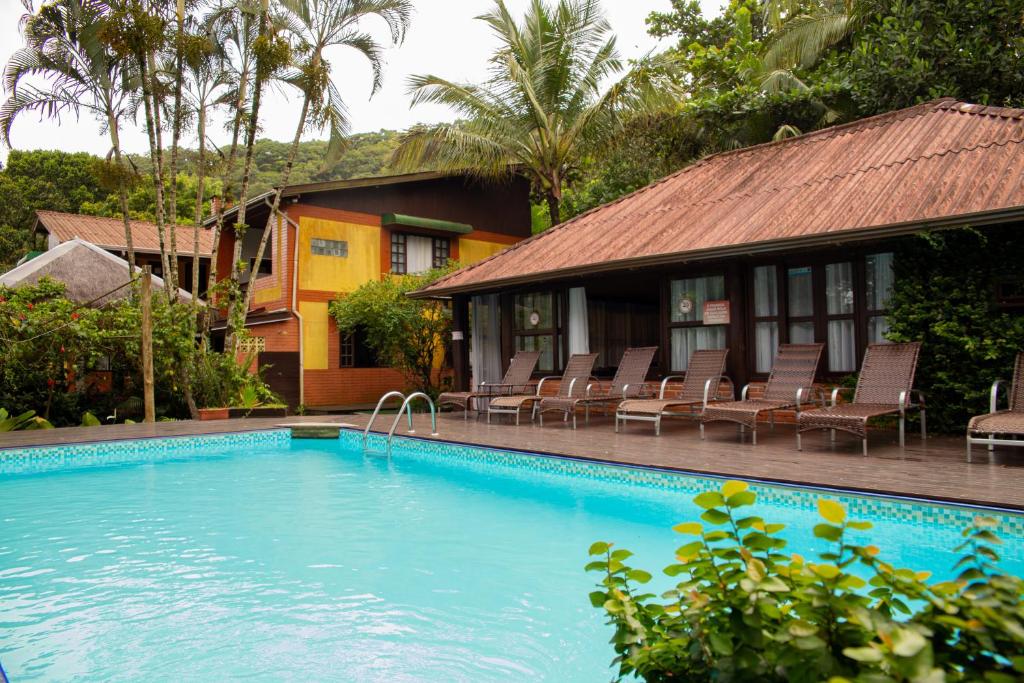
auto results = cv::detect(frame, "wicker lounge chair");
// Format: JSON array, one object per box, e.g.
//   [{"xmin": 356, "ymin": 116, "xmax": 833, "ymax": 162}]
[
  {"xmin": 701, "ymin": 343, "xmax": 824, "ymax": 445},
  {"xmin": 537, "ymin": 347, "xmax": 658, "ymax": 429},
  {"xmin": 967, "ymin": 352, "xmax": 1024, "ymax": 461},
  {"xmin": 615, "ymin": 349, "xmax": 731, "ymax": 436},
  {"xmin": 438, "ymin": 350, "xmax": 541, "ymax": 419},
  {"xmin": 487, "ymin": 353, "xmax": 599, "ymax": 426},
  {"xmin": 797, "ymin": 342, "xmax": 924, "ymax": 456}
]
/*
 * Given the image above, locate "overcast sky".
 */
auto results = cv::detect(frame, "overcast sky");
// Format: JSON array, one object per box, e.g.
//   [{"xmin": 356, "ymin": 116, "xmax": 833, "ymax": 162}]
[{"xmin": 0, "ymin": 0, "xmax": 722, "ymax": 164}]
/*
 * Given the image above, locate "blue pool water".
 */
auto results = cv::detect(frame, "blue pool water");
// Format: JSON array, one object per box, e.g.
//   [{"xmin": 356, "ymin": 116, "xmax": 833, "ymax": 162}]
[{"xmin": 1, "ymin": 431, "xmax": 1022, "ymax": 681}]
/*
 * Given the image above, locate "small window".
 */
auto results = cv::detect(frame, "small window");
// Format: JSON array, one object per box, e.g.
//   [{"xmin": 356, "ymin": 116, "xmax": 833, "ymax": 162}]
[
  {"xmin": 432, "ymin": 238, "xmax": 450, "ymax": 269},
  {"xmin": 248, "ymin": 257, "xmax": 272, "ymax": 277},
  {"xmin": 391, "ymin": 232, "xmax": 450, "ymax": 274},
  {"xmin": 311, "ymin": 238, "xmax": 347, "ymax": 257},
  {"xmin": 391, "ymin": 233, "xmax": 407, "ymax": 273},
  {"xmin": 513, "ymin": 291, "xmax": 559, "ymax": 372},
  {"xmin": 340, "ymin": 326, "xmax": 381, "ymax": 368}
]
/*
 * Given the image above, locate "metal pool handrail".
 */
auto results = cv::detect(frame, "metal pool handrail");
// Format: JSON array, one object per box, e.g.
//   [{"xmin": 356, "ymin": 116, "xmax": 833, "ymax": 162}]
[
  {"xmin": 386, "ymin": 392, "xmax": 438, "ymax": 456},
  {"xmin": 363, "ymin": 391, "xmax": 409, "ymax": 449}
]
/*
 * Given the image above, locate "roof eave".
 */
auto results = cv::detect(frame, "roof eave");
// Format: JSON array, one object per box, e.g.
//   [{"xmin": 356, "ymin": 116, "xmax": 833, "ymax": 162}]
[{"xmin": 410, "ymin": 205, "xmax": 1024, "ymax": 299}]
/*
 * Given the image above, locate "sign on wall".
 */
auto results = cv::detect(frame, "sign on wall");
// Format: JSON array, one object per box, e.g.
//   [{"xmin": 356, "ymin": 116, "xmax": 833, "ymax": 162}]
[{"xmin": 703, "ymin": 300, "xmax": 730, "ymax": 325}]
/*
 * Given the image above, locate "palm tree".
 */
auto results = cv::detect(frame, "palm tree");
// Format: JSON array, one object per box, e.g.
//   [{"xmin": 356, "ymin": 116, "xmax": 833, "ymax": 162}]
[
  {"xmin": 2, "ymin": 0, "xmax": 139, "ymax": 271},
  {"xmin": 392, "ymin": 0, "xmax": 680, "ymax": 226},
  {"xmin": 761, "ymin": 0, "xmax": 883, "ymax": 74},
  {"xmin": 239, "ymin": 0, "xmax": 412, "ymax": 316}
]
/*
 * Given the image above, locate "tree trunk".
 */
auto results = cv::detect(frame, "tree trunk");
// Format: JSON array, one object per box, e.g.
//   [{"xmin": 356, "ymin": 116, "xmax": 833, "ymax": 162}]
[
  {"xmin": 137, "ymin": 50, "xmax": 172, "ymax": 288},
  {"xmin": 546, "ymin": 191, "xmax": 561, "ymax": 227},
  {"xmin": 166, "ymin": 19, "xmax": 187, "ymax": 301},
  {"xmin": 241, "ymin": 91, "xmax": 311, "ymax": 315},
  {"xmin": 192, "ymin": 105, "xmax": 207, "ymax": 299},
  {"xmin": 107, "ymin": 113, "xmax": 136, "ymax": 276},
  {"xmin": 224, "ymin": 4, "xmax": 270, "ymax": 352}
]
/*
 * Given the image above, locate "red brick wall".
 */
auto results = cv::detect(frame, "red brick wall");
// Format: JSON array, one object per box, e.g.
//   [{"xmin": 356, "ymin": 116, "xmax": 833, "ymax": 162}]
[{"xmin": 304, "ymin": 367, "xmax": 413, "ymax": 407}]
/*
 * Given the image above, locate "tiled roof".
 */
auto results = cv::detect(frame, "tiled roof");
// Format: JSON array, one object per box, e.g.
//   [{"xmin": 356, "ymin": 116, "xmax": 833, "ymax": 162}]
[
  {"xmin": 35, "ymin": 210, "xmax": 214, "ymax": 257},
  {"xmin": 421, "ymin": 99, "xmax": 1024, "ymax": 295}
]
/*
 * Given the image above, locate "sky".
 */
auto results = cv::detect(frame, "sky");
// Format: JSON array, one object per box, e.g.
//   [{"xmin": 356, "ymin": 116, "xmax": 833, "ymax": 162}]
[{"xmin": 0, "ymin": 0, "xmax": 722, "ymax": 163}]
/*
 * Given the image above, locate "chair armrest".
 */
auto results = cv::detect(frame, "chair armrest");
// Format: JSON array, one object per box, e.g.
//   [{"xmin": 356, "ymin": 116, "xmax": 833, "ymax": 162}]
[
  {"xmin": 741, "ymin": 384, "xmax": 751, "ymax": 401},
  {"xmin": 990, "ymin": 379, "xmax": 1006, "ymax": 414},
  {"xmin": 535, "ymin": 375, "xmax": 559, "ymax": 396},
  {"xmin": 658, "ymin": 375, "xmax": 687, "ymax": 400},
  {"xmin": 796, "ymin": 386, "xmax": 825, "ymax": 407},
  {"xmin": 830, "ymin": 386, "xmax": 854, "ymax": 407}
]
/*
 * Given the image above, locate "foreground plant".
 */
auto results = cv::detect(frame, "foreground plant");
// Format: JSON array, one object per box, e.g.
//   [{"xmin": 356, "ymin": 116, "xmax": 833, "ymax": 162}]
[{"xmin": 587, "ymin": 481, "xmax": 1024, "ymax": 682}]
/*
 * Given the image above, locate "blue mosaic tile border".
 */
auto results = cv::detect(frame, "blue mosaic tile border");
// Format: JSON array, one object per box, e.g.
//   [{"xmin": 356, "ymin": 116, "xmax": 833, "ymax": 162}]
[
  {"xmin": 0, "ymin": 429, "xmax": 290, "ymax": 476},
  {"xmin": 349, "ymin": 430, "xmax": 1024, "ymax": 538}
]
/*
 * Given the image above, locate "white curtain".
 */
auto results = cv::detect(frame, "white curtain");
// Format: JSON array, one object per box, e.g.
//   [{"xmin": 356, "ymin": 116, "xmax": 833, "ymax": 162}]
[
  {"xmin": 754, "ymin": 321, "xmax": 778, "ymax": 373},
  {"xmin": 470, "ymin": 295, "xmax": 502, "ymax": 388},
  {"xmin": 828, "ymin": 319, "xmax": 856, "ymax": 372},
  {"xmin": 753, "ymin": 266, "xmax": 777, "ymax": 317},
  {"xmin": 670, "ymin": 326, "xmax": 726, "ymax": 371},
  {"xmin": 866, "ymin": 252, "xmax": 895, "ymax": 310},
  {"xmin": 568, "ymin": 286, "xmax": 590, "ymax": 355},
  {"xmin": 407, "ymin": 235, "xmax": 433, "ymax": 274}
]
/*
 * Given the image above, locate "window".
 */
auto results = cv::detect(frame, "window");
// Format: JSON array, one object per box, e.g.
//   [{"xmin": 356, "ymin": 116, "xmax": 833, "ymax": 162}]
[
  {"xmin": 513, "ymin": 291, "xmax": 559, "ymax": 372},
  {"xmin": 311, "ymin": 238, "xmax": 347, "ymax": 257},
  {"xmin": 752, "ymin": 266, "xmax": 779, "ymax": 373},
  {"xmin": 668, "ymin": 275, "xmax": 727, "ymax": 371},
  {"xmin": 865, "ymin": 252, "xmax": 894, "ymax": 342},
  {"xmin": 248, "ymin": 257, "xmax": 272, "ymax": 278},
  {"xmin": 787, "ymin": 266, "xmax": 815, "ymax": 343},
  {"xmin": 391, "ymin": 233, "xmax": 450, "ymax": 274},
  {"xmin": 825, "ymin": 262, "xmax": 856, "ymax": 372},
  {"xmin": 340, "ymin": 326, "xmax": 380, "ymax": 368}
]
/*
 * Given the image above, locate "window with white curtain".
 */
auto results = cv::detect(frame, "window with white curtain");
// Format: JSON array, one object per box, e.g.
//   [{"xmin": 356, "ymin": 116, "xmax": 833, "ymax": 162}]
[
  {"xmin": 787, "ymin": 266, "xmax": 815, "ymax": 344},
  {"xmin": 391, "ymin": 233, "xmax": 450, "ymax": 274},
  {"xmin": 514, "ymin": 292, "xmax": 559, "ymax": 372},
  {"xmin": 865, "ymin": 252, "xmax": 894, "ymax": 343},
  {"xmin": 825, "ymin": 262, "xmax": 856, "ymax": 372},
  {"xmin": 668, "ymin": 275, "xmax": 726, "ymax": 370},
  {"xmin": 752, "ymin": 266, "xmax": 779, "ymax": 373}
]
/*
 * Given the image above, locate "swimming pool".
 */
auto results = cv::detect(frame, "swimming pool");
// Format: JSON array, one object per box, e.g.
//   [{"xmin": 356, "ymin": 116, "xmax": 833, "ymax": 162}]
[{"xmin": 1, "ymin": 430, "xmax": 1022, "ymax": 681}]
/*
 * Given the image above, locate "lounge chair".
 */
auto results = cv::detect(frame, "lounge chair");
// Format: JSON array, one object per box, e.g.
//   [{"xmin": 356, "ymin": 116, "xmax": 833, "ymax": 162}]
[
  {"xmin": 538, "ymin": 346, "xmax": 658, "ymax": 429},
  {"xmin": 487, "ymin": 353, "xmax": 599, "ymax": 426},
  {"xmin": 615, "ymin": 349, "xmax": 731, "ymax": 436},
  {"xmin": 966, "ymin": 352, "xmax": 1024, "ymax": 461},
  {"xmin": 438, "ymin": 350, "xmax": 541, "ymax": 419},
  {"xmin": 797, "ymin": 342, "xmax": 924, "ymax": 456},
  {"xmin": 701, "ymin": 343, "xmax": 825, "ymax": 445}
]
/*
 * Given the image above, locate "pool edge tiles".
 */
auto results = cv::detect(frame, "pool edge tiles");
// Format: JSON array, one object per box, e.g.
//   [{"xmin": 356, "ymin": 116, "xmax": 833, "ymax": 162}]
[
  {"xmin": 351, "ymin": 430, "xmax": 1024, "ymax": 539},
  {"xmin": 0, "ymin": 429, "xmax": 291, "ymax": 475}
]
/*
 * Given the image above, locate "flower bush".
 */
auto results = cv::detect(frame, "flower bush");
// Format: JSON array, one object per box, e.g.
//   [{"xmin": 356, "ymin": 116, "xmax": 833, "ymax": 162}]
[{"xmin": 588, "ymin": 480, "xmax": 1024, "ymax": 682}]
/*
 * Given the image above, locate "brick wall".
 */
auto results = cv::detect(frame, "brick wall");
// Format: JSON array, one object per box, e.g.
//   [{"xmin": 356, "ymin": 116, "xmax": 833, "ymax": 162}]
[{"xmin": 304, "ymin": 367, "xmax": 412, "ymax": 407}]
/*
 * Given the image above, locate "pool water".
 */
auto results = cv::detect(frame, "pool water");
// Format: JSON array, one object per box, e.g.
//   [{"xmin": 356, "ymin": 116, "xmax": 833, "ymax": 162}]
[{"xmin": 1, "ymin": 432, "xmax": 1022, "ymax": 681}]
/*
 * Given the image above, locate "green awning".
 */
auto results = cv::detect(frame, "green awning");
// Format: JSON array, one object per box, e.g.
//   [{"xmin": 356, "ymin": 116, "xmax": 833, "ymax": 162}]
[{"xmin": 381, "ymin": 213, "xmax": 473, "ymax": 235}]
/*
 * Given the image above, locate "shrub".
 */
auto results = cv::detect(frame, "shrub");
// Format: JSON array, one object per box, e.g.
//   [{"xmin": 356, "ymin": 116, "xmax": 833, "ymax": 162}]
[
  {"xmin": 886, "ymin": 228, "xmax": 1024, "ymax": 433},
  {"xmin": 588, "ymin": 480, "xmax": 1024, "ymax": 682}
]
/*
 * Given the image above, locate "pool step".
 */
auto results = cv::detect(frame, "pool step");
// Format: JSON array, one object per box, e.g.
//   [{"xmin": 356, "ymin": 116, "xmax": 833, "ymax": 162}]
[{"xmin": 278, "ymin": 422, "xmax": 356, "ymax": 439}]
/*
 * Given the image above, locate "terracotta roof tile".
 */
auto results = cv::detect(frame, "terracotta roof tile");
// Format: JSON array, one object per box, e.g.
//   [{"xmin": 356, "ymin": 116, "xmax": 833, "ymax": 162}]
[
  {"xmin": 35, "ymin": 210, "xmax": 214, "ymax": 257},
  {"xmin": 422, "ymin": 99, "xmax": 1024, "ymax": 295}
]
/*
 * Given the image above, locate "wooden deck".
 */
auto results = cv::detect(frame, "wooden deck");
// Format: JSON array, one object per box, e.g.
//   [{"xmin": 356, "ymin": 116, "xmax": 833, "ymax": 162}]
[{"xmin": 3, "ymin": 413, "xmax": 1024, "ymax": 511}]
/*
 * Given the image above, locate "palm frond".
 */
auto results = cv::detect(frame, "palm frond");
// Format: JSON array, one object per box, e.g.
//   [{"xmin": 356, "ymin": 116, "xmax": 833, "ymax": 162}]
[{"xmin": 762, "ymin": 10, "xmax": 853, "ymax": 70}]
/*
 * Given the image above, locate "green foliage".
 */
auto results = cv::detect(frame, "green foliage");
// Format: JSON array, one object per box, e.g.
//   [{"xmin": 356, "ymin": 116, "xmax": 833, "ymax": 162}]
[
  {"xmin": 0, "ymin": 407, "xmax": 54, "ymax": 431},
  {"xmin": 884, "ymin": 228, "xmax": 1024, "ymax": 434},
  {"xmin": 831, "ymin": 0, "xmax": 1024, "ymax": 115},
  {"xmin": 588, "ymin": 480, "xmax": 1024, "ymax": 682},
  {"xmin": 329, "ymin": 265, "xmax": 459, "ymax": 398}
]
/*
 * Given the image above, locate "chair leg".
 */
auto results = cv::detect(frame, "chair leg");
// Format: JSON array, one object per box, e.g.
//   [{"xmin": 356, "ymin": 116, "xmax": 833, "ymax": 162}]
[
  {"xmin": 920, "ymin": 408, "xmax": 926, "ymax": 440},
  {"xmin": 539, "ymin": 411, "xmax": 544, "ymax": 427},
  {"xmin": 655, "ymin": 415, "xmax": 662, "ymax": 437},
  {"xmin": 899, "ymin": 415, "xmax": 905, "ymax": 448},
  {"xmin": 699, "ymin": 421, "xmax": 704, "ymax": 440},
  {"xmin": 862, "ymin": 438, "xmax": 868, "ymax": 456},
  {"xmin": 830, "ymin": 429, "xmax": 835, "ymax": 443},
  {"xmin": 770, "ymin": 412, "xmax": 775, "ymax": 430},
  {"xmin": 487, "ymin": 410, "xmax": 492, "ymax": 425},
  {"xmin": 989, "ymin": 434, "xmax": 995, "ymax": 452},
  {"xmin": 614, "ymin": 413, "xmax": 620, "ymax": 433},
  {"xmin": 585, "ymin": 405, "xmax": 590, "ymax": 425},
  {"xmin": 751, "ymin": 426, "xmax": 757, "ymax": 445},
  {"xmin": 967, "ymin": 436, "xmax": 973, "ymax": 463},
  {"xmin": 796, "ymin": 431, "xmax": 802, "ymax": 451},
  {"xmin": 572, "ymin": 412, "xmax": 577, "ymax": 430}
]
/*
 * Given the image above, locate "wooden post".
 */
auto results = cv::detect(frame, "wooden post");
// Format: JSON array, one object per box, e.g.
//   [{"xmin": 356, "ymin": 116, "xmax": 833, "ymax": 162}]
[
  {"xmin": 451, "ymin": 295, "xmax": 470, "ymax": 391},
  {"xmin": 141, "ymin": 266, "xmax": 156, "ymax": 423}
]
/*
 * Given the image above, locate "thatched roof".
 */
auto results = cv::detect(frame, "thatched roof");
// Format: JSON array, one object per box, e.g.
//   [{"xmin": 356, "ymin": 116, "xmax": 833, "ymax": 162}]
[{"xmin": 0, "ymin": 239, "xmax": 198, "ymax": 305}]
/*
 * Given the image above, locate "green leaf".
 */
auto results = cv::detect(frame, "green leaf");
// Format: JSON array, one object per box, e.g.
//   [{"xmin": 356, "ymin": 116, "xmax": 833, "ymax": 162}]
[
  {"xmin": 588, "ymin": 542, "xmax": 610, "ymax": 556},
  {"xmin": 811, "ymin": 564, "xmax": 839, "ymax": 579},
  {"xmin": 709, "ymin": 632, "xmax": 734, "ymax": 656},
  {"xmin": 726, "ymin": 491, "xmax": 756, "ymax": 508},
  {"xmin": 676, "ymin": 541, "xmax": 703, "ymax": 559},
  {"xmin": 588, "ymin": 591, "xmax": 607, "ymax": 607},
  {"xmin": 847, "ymin": 520, "xmax": 873, "ymax": 531},
  {"xmin": 694, "ymin": 491, "xmax": 725, "ymax": 509},
  {"xmin": 794, "ymin": 635, "xmax": 827, "ymax": 650},
  {"xmin": 843, "ymin": 646, "xmax": 884, "ymax": 662},
  {"xmin": 813, "ymin": 524, "xmax": 843, "ymax": 542},
  {"xmin": 610, "ymin": 549, "xmax": 634, "ymax": 561},
  {"xmin": 701, "ymin": 509, "xmax": 731, "ymax": 525},
  {"xmin": 721, "ymin": 480, "xmax": 749, "ymax": 497},
  {"xmin": 673, "ymin": 522, "xmax": 703, "ymax": 535},
  {"xmin": 817, "ymin": 499, "xmax": 846, "ymax": 524},
  {"xmin": 627, "ymin": 569, "xmax": 652, "ymax": 584},
  {"xmin": 891, "ymin": 628, "xmax": 927, "ymax": 657}
]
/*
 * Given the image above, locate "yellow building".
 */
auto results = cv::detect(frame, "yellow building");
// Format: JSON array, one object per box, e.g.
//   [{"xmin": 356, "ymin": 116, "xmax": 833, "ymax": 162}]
[{"xmin": 214, "ymin": 171, "xmax": 532, "ymax": 409}]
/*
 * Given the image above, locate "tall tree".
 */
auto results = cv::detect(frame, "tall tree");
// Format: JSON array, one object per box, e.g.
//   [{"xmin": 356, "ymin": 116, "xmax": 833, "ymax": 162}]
[
  {"xmin": 2, "ymin": 0, "xmax": 140, "ymax": 272},
  {"xmin": 392, "ymin": 0, "xmax": 680, "ymax": 226},
  {"xmin": 239, "ymin": 0, "xmax": 412, "ymax": 317}
]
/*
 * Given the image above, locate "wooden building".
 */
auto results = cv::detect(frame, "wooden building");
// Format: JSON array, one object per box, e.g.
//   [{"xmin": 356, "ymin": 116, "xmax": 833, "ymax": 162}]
[
  {"xmin": 414, "ymin": 100, "xmax": 1024, "ymax": 393},
  {"xmin": 213, "ymin": 170, "xmax": 532, "ymax": 409}
]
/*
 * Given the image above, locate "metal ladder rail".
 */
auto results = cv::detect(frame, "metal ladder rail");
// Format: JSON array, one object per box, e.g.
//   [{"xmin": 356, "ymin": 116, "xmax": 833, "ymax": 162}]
[
  {"xmin": 385, "ymin": 392, "xmax": 438, "ymax": 456},
  {"xmin": 363, "ymin": 391, "xmax": 409, "ymax": 449}
]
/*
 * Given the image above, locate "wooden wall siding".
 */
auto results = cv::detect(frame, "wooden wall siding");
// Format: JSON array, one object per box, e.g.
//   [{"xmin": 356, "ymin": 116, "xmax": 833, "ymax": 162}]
[{"xmin": 300, "ymin": 174, "xmax": 532, "ymax": 238}]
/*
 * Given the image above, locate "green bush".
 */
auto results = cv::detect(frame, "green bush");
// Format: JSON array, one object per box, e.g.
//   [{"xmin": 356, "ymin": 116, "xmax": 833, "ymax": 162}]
[
  {"xmin": 588, "ymin": 480, "xmax": 1024, "ymax": 682},
  {"xmin": 886, "ymin": 228, "xmax": 1024, "ymax": 433}
]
